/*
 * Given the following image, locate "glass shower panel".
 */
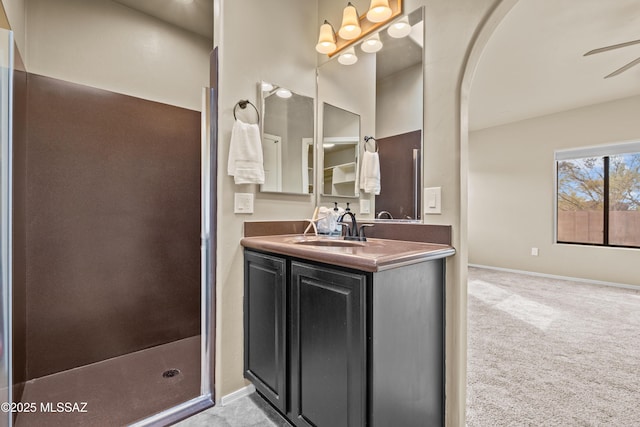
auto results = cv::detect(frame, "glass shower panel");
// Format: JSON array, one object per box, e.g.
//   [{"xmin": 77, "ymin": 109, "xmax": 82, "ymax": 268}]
[{"xmin": 0, "ymin": 28, "xmax": 14, "ymax": 427}]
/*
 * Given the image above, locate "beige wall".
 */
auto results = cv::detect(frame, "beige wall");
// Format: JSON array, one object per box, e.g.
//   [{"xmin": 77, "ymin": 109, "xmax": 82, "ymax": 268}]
[
  {"xmin": 0, "ymin": 4, "xmax": 7, "ymax": 30},
  {"xmin": 216, "ymin": 0, "xmax": 503, "ymax": 425},
  {"xmin": 376, "ymin": 63, "xmax": 422, "ymax": 138},
  {"xmin": 417, "ymin": 0, "xmax": 503, "ymax": 424},
  {"xmin": 0, "ymin": 0, "xmax": 25, "ymax": 54},
  {"xmin": 24, "ymin": 0, "xmax": 210, "ymax": 110},
  {"xmin": 469, "ymin": 95, "xmax": 640, "ymax": 287},
  {"xmin": 214, "ymin": 0, "xmax": 318, "ymax": 399}
]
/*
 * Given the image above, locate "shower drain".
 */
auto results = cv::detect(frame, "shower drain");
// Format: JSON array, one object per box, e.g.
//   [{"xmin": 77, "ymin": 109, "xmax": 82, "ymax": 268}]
[{"xmin": 162, "ymin": 369, "xmax": 181, "ymax": 378}]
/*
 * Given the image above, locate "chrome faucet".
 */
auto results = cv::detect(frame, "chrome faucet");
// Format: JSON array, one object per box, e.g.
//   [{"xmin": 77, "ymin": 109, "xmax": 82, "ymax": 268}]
[
  {"xmin": 338, "ymin": 211, "xmax": 373, "ymax": 241},
  {"xmin": 377, "ymin": 210, "xmax": 393, "ymax": 219}
]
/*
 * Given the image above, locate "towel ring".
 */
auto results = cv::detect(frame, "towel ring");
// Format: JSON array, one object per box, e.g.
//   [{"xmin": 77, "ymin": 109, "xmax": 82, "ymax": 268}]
[
  {"xmin": 233, "ymin": 99, "xmax": 260, "ymax": 124},
  {"xmin": 363, "ymin": 136, "xmax": 379, "ymax": 153}
]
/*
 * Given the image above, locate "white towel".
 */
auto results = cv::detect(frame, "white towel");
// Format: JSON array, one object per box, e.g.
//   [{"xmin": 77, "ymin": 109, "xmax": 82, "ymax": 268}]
[
  {"xmin": 227, "ymin": 119, "xmax": 265, "ymax": 184},
  {"xmin": 359, "ymin": 151, "xmax": 381, "ymax": 195}
]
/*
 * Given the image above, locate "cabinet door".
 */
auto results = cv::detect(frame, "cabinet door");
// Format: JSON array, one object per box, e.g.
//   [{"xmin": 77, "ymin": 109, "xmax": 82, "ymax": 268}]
[
  {"xmin": 244, "ymin": 250, "xmax": 287, "ymax": 412},
  {"xmin": 290, "ymin": 262, "xmax": 366, "ymax": 427}
]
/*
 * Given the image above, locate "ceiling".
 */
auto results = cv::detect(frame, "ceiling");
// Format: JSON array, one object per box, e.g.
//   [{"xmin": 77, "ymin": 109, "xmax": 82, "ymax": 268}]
[
  {"xmin": 112, "ymin": 0, "xmax": 212, "ymax": 40},
  {"xmin": 113, "ymin": 0, "xmax": 639, "ymax": 131},
  {"xmin": 469, "ymin": 0, "xmax": 640, "ymax": 131}
]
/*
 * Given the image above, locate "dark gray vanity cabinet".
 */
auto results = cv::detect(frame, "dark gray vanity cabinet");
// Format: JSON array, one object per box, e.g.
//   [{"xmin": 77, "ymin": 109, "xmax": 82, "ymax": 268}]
[
  {"xmin": 243, "ymin": 251, "xmax": 287, "ymax": 412},
  {"xmin": 244, "ymin": 248, "xmax": 446, "ymax": 427},
  {"xmin": 290, "ymin": 261, "xmax": 366, "ymax": 427}
]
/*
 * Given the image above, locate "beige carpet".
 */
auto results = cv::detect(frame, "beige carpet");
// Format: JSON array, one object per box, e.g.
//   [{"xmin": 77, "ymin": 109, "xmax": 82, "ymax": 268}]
[{"xmin": 467, "ymin": 267, "xmax": 640, "ymax": 426}]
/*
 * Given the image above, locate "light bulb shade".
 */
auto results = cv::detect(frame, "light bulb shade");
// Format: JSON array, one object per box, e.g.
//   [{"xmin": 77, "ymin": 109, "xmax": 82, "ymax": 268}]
[
  {"xmin": 338, "ymin": 47, "xmax": 358, "ymax": 65},
  {"xmin": 275, "ymin": 88, "xmax": 292, "ymax": 98},
  {"xmin": 361, "ymin": 32, "xmax": 383, "ymax": 53},
  {"xmin": 366, "ymin": 0, "xmax": 392, "ymax": 23},
  {"xmin": 261, "ymin": 82, "xmax": 274, "ymax": 92},
  {"xmin": 338, "ymin": 3, "xmax": 362, "ymax": 40},
  {"xmin": 387, "ymin": 17, "xmax": 411, "ymax": 38},
  {"xmin": 315, "ymin": 21, "xmax": 337, "ymax": 54}
]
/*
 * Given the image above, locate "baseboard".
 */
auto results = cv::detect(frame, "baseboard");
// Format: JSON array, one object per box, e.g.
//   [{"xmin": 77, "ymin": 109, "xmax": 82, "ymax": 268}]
[
  {"xmin": 468, "ymin": 264, "xmax": 640, "ymax": 291},
  {"xmin": 220, "ymin": 384, "xmax": 256, "ymax": 406}
]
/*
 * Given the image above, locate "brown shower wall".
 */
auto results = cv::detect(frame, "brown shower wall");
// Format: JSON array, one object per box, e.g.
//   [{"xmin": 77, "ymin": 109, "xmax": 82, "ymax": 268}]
[
  {"xmin": 375, "ymin": 130, "xmax": 422, "ymax": 219},
  {"xmin": 24, "ymin": 74, "xmax": 201, "ymax": 380}
]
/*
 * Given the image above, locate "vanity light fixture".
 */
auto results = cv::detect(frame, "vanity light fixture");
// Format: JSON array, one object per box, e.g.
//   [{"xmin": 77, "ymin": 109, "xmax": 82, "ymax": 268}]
[
  {"xmin": 361, "ymin": 33, "xmax": 383, "ymax": 53},
  {"xmin": 367, "ymin": 0, "xmax": 392, "ymax": 23},
  {"xmin": 387, "ymin": 16, "xmax": 411, "ymax": 38},
  {"xmin": 275, "ymin": 88, "xmax": 293, "ymax": 99},
  {"xmin": 338, "ymin": 47, "xmax": 358, "ymax": 65},
  {"xmin": 316, "ymin": 0, "xmax": 402, "ymax": 58},
  {"xmin": 338, "ymin": 3, "xmax": 362, "ymax": 40},
  {"xmin": 262, "ymin": 83, "xmax": 293, "ymax": 99},
  {"xmin": 315, "ymin": 21, "xmax": 337, "ymax": 54}
]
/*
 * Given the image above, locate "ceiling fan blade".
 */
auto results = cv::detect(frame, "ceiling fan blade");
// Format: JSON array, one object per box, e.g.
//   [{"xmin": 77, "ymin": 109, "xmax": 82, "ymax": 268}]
[
  {"xmin": 584, "ymin": 39, "xmax": 640, "ymax": 56},
  {"xmin": 605, "ymin": 56, "xmax": 640, "ymax": 78}
]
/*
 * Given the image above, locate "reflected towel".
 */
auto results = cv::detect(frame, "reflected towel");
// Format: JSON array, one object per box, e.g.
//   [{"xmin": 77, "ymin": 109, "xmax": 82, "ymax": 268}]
[
  {"xmin": 359, "ymin": 151, "xmax": 380, "ymax": 195},
  {"xmin": 227, "ymin": 119, "xmax": 265, "ymax": 184}
]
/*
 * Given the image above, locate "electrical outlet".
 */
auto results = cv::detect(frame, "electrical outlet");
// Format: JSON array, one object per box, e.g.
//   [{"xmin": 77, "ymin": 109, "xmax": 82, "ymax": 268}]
[
  {"xmin": 234, "ymin": 193, "xmax": 254, "ymax": 214},
  {"xmin": 531, "ymin": 247, "xmax": 539, "ymax": 256}
]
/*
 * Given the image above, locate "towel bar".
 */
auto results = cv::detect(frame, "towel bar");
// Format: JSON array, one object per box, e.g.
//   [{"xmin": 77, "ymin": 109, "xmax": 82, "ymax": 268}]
[
  {"xmin": 233, "ymin": 99, "xmax": 260, "ymax": 124},
  {"xmin": 363, "ymin": 136, "xmax": 379, "ymax": 152}
]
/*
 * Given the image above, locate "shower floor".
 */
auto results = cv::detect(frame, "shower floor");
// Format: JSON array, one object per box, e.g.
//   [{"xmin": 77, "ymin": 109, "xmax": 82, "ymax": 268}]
[{"xmin": 16, "ymin": 335, "xmax": 201, "ymax": 427}]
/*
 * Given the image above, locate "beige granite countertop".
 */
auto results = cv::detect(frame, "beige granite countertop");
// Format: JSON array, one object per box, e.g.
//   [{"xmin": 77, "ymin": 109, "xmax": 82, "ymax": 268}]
[{"xmin": 241, "ymin": 234, "xmax": 455, "ymax": 272}]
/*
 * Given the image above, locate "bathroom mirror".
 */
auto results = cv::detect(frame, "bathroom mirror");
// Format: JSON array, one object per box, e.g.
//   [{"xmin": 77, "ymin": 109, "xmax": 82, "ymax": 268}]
[
  {"xmin": 259, "ymin": 81, "xmax": 315, "ymax": 194},
  {"xmin": 321, "ymin": 103, "xmax": 360, "ymax": 197},
  {"xmin": 316, "ymin": 7, "xmax": 424, "ymax": 218},
  {"xmin": 317, "ymin": 40, "xmax": 375, "ymax": 200}
]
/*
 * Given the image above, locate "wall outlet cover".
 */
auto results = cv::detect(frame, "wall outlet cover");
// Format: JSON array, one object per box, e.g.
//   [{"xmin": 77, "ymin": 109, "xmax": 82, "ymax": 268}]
[
  {"xmin": 360, "ymin": 199, "xmax": 371, "ymax": 214},
  {"xmin": 234, "ymin": 193, "xmax": 254, "ymax": 214},
  {"xmin": 424, "ymin": 187, "xmax": 442, "ymax": 215}
]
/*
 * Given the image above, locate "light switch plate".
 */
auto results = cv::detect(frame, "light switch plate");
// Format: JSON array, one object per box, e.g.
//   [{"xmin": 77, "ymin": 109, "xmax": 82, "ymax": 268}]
[
  {"xmin": 424, "ymin": 187, "xmax": 441, "ymax": 215},
  {"xmin": 360, "ymin": 199, "xmax": 371, "ymax": 214},
  {"xmin": 234, "ymin": 193, "xmax": 254, "ymax": 214}
]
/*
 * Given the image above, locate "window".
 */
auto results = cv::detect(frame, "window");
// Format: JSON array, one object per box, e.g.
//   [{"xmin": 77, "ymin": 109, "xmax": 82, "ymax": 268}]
[{"xmin": 556, "ymin": 142, "xmax": 640, "ymax": 248}]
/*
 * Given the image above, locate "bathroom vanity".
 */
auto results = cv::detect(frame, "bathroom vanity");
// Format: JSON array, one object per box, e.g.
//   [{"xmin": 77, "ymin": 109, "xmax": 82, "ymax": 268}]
[{"xmin": 241, "ymin": 233, "xmax": 454, "ymax": 427}]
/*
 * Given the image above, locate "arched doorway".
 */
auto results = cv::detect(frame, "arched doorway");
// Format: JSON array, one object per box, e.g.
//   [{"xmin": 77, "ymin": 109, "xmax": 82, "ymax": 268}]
[{"xmin": 462, "ymin": 0, "xmax": 640, "ymax": 425}]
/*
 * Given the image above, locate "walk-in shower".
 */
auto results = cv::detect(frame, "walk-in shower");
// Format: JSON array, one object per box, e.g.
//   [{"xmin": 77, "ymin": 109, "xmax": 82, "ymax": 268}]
[{"xmin": 0, "ymin": 25, "xmax": 216, "ymax": 426}]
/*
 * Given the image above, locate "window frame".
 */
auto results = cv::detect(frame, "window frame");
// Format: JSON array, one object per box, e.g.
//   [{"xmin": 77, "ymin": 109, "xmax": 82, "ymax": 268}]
[{"xmin": 555, "ymin": 141, "xmax": 640, "ymax": 249}]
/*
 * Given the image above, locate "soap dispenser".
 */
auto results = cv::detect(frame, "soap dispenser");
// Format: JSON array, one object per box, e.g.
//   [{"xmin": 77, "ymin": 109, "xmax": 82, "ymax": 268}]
[{"xmin": 331, "ymin": 202, "xmax": 344, "ymax": 235}]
